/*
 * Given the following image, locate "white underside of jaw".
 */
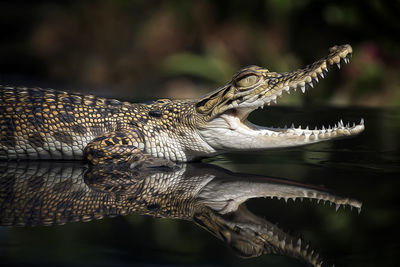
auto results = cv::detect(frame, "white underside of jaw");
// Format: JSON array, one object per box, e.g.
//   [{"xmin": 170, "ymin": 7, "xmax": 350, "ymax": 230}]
[{"xmin": 199, "ymin": 112, "xmax": 365, "ymax": 152}]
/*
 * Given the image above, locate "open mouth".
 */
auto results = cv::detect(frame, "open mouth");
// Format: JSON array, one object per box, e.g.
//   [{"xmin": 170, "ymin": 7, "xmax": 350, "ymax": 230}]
[
  {"xmin": 219, "ymin": 106, "xmax": 364, "ymax": 144},
  {"xmin": 200, "ymin": 45, "xmax": 365, "ymax": 151}
]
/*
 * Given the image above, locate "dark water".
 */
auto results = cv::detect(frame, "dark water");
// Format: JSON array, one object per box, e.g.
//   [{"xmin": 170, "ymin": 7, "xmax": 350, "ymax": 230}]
[{"xmin": 0, "ymin": 106, "xmax": 399, "ymax": 267}]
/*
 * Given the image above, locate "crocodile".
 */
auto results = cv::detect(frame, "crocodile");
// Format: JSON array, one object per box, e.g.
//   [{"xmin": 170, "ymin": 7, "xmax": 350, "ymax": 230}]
[
  {"xmin": 0, "ymin": 161, "xmax": 362, "ymax": 266},
  {"xmin": 0, "ymin": 44, "xmax": 364, "ymax": 168}
]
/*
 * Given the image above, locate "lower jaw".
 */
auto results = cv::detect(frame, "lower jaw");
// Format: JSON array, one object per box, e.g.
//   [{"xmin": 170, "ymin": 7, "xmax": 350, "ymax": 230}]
[
  {"xmin": 235, "ymin": 120, "xmax": 365, "ymax": 149},
  {"xmin": 201, "ymin": 113, "xmax": 365, "ymax": 152}
]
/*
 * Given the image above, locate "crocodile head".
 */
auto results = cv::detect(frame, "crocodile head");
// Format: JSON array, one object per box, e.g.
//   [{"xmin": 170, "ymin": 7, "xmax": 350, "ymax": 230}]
[{"xmin": 195, "ymin": 44, "xmax": 364, "ymax": 153}]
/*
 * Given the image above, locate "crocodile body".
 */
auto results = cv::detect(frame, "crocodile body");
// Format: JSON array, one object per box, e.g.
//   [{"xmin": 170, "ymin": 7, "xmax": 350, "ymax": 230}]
[
  {"xmin": 0, "ymin": 45, "xmax": 364, "ymax": 167},
  {"xmin": 0, "ymin": 86, "xmax": 200, "ymax": 163},
  {"xmin": 0, "ymin": 161, "xmax": 361, "ymax": 266}
]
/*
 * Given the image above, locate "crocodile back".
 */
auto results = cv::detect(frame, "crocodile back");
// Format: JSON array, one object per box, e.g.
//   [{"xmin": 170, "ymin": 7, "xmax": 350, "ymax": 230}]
[{"xmin": 0, "ymin": 86, "xmax": 131, "ymax": 160}]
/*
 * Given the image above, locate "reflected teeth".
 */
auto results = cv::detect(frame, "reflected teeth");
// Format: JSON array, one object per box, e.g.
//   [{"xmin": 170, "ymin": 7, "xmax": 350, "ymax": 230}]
[{"xmin": 265, "ymin": 194, "xmax": 362, "ymax": 214}]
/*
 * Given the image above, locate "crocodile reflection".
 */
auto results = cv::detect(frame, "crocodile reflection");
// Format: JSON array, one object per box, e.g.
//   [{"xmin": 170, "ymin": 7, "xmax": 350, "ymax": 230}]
[{"xmin": 0, "ymin": 161, "xmax": 361, "ymax": 267}]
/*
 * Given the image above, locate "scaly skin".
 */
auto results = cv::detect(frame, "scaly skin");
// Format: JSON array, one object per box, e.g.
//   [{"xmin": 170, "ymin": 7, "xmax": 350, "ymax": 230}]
[
  {"xmin": 0, "ymin": 44, "xmax": 364, "ymax": 167},
  {"xmin": 0, "ymin": 161, "xmax": 362, "ymax": 266}
]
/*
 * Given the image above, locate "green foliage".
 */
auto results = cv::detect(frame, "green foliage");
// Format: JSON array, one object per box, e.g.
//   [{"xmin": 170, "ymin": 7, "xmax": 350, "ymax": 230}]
[{"xmin": 163, "ymin": 53, "xmax": 235, "ymax": 84}]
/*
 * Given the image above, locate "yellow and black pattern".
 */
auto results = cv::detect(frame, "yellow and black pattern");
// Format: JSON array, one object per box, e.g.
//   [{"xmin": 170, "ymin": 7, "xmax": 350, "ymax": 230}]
[{"xmin": 0, "ymin": 86, "xmax": 200, "ymax": 167}]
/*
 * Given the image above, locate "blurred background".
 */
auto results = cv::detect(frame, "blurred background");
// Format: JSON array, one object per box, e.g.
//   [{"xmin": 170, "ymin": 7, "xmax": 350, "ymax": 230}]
[
  {"xmin": 1, "ymin": 2, "xmax": 400, "ymax": 266},
  {"xmin": 0, "ymin": 0, "xmax": 399, "ymax": 106}
]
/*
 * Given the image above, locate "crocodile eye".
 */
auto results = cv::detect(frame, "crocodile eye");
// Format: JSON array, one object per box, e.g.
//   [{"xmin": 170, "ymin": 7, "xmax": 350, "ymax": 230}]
[{"xmin": 235, "ymin": 75, "xmax": 259, "ymax": 89}]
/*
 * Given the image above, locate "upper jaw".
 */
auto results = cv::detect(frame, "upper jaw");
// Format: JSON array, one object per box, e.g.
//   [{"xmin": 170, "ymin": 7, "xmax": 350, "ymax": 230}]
[
  {"xmin": 199, "ymin": 44, "xmax": 365, "ymax": 151},
  {"xmin": 238, "ymin": 44, "xmax": 354, "ymax": 110}
]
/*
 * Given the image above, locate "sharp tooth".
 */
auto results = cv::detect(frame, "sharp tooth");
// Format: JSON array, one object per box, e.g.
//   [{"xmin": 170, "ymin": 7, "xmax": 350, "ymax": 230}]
[
  {"xmin": 314, "ymin": 76, "xmax": 319, "ymax": 83},
  {"xmin": 291, "ymin": 123, "xmax": 295, "ymax": 128},
  {"xmin": 323, "ymin": 67, "xmax": 328, "ymax": 72},
  {"xmin": 353, "ymin": 122, "xmax": 355, "ymax": 127},
  {"xmin": 308, "ymin": 82, "xmax": 314, "ymax": 88},
  {"xmin": 301, "ymin": 85, "xmax": 306, "ymax": 93},
  {"xmin": 273, "ymin": 99, "xmax": 277, "ymax": 104},
  {"xmin": 337, "ymin": 63, "xmax": 341, "ymax": 69},
  {"xmin": 344, "ymin": 57, "xmax": 349, "ymax": 64},
  {"xmin": 319, "ymin": 72, "xmax": 325, "ymax": 78},
  {"xmin": 360, "ymin": 118, "xmax": 364, "ymax": 125},
  {"xmin": 336, "ymin": 204, "xmax": 340, "ymax": 211}
]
